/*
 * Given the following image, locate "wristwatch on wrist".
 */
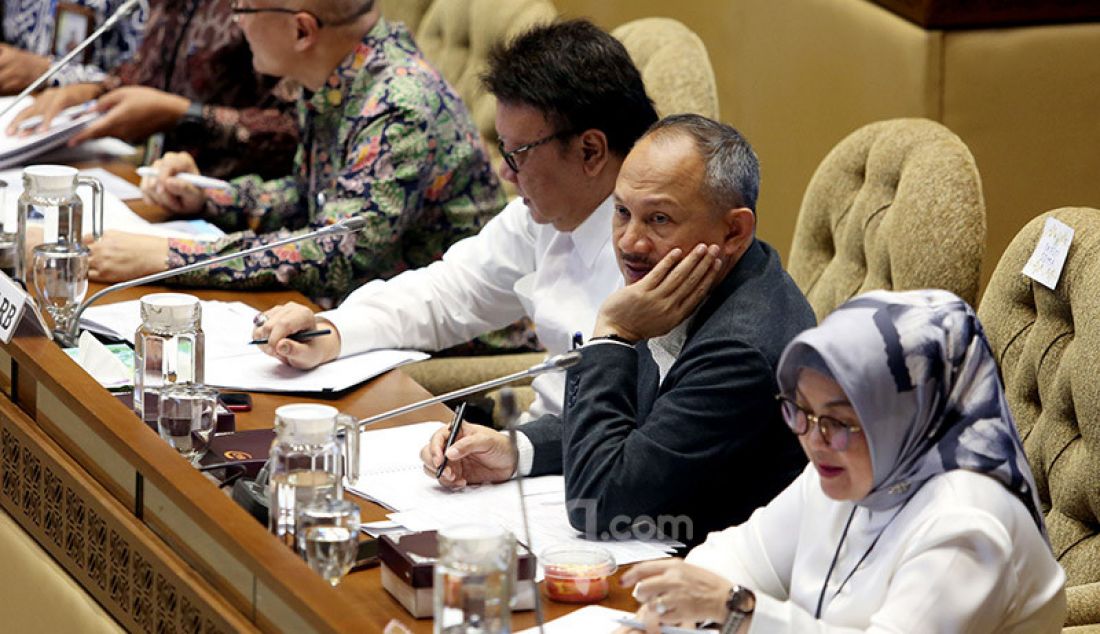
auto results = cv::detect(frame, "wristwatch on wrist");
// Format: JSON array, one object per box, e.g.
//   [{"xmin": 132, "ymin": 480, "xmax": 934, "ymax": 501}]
[
  {"xmin": 720, "ymin": 584, "xmax": 756, "ymax": 634},
  {"xmin": 176, "ymin": 101, "xmax": 205, "ymax": 133}
]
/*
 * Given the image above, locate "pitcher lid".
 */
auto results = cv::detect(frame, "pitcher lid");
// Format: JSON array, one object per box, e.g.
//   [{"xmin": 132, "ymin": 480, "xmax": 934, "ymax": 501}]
[
  {"xmin": 22, "ymin": 165, "xmax": 78, "ymax": 194},
  {"xmin": 139, "ymin": 293, "xmax": 201, "ymax": 330}
]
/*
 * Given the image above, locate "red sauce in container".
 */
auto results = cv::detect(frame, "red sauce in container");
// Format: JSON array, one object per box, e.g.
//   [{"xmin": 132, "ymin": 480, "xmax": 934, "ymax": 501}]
[{"xmin": 541, "ymin": 544, "xmax": 617, "ymax": 603}]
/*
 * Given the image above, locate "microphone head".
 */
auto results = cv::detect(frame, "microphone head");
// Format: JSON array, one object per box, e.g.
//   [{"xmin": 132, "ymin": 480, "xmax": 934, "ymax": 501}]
[
  {"xmin": 527, "ymin": 350, "xmax": 582, "ymax": 375},
  {"xmin": 548, "ymin": 350, "xmax": 582, "ymax": 369},
  {"xmin": 332, "ymin": 216, "xmax": 368, "ymax": 234},
  {"xmin": 119, "ymin": 0, "xmax": 142, "ymax": 16}
]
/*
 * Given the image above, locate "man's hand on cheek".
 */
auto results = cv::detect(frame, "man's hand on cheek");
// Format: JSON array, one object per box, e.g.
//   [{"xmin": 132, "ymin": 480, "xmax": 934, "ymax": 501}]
[{"xmin": 594, "ymin": 243, "xmax": 722, "ymax": 342}]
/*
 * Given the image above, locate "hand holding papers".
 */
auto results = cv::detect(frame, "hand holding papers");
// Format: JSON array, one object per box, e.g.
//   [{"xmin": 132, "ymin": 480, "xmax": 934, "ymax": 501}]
[{"xmin": 0, "ymin": 96, "xmax": 100, "ymax": 169}]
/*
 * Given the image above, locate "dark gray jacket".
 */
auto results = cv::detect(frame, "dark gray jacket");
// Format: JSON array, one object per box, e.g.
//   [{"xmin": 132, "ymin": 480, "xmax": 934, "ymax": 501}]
[{"xmin": 521, "ymin": 239, "xmax": 815, "ymax": 546}]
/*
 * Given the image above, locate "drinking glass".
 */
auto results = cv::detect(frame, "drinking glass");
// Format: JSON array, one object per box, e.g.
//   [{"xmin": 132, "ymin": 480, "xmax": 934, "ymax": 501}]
[
  {"xmin": 31, "ymin": 242, "xmax": 89, "ymax": 336},
  {"xmin": 156, "ymin": 383, "xmax": 218, "ymax": 463},
  {"xmin": 296, "ymin": 497, "xmax": 361, "ymax": 587},
  {"xmin": 434, "ymin": 523, "xmax": 514, "ymax": 634}
]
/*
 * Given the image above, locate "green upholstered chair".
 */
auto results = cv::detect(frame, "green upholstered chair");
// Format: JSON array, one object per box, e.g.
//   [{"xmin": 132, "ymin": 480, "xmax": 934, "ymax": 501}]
[
  {"xmin": 788, "ymin": 118, "xmax": 985, "ymax": 321},
  {"xmin": 978, "ymin": 208, "xmax": 1100, "ymax": 633},
  {"xmin": 377, "ymin": 0, "xmax": 435, "ymax": 33},
  {"xmin": 612, "ymin": 17, "xmax": 719, "ymax": 119},
  {"xmin": 410, "ymin": 0, "xmax": 557, "ymax": 162}
]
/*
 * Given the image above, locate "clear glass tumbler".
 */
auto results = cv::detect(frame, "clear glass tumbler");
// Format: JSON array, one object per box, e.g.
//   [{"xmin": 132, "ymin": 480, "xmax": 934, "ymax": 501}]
[
  {"xmin": 156, "ymin": 383, "xmax": 218, "ymax": 463},
  {"xmin": 434, "ymin": 523, "xmax": 514, "ymax": 634},
  {"xmin": 31, "ymin": 241, "xmax": 89, "ymax": 336},
  {"xmin": 296, "ymin": 496, "xmax": 361, "ymax": 587}
]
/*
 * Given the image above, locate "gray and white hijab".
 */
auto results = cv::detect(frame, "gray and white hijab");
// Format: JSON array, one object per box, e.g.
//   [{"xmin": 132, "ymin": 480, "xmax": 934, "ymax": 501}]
[{"xmin": 776, "ymin": 289, "xmax": 1045, "ymax": 533}]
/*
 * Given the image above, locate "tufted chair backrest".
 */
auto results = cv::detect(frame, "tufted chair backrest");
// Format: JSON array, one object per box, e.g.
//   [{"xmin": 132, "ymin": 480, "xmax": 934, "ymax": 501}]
[
  {"xmin": 788, "ymin": 118, "xmax": 985, "ymax": 321},
  {"xmin": 378, "ymin": 0, "xmax": 435, "ymax": 33},
  {"xmin": 412, "ymin": 0, "xmax": 557, "ymax": 155},
  {"xmin": 611, "ymin": 17, "xmax": 719, "ymax": 120},
  {"xmin": 978, "ymin": 207, "xmax": 1100, "ymax": 629}
]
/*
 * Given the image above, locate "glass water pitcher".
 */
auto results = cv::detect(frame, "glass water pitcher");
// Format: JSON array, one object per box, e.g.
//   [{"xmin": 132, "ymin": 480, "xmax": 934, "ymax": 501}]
[
  {"xmin": 15, "ymin": 165, "xmax": 104, "ymax": 283},
  {"xmin": 133, "ymin": 293, "xmax": 205, "ymax": 422},
  {"xmin": 267, "ymin": 403, "xmax": 361, "ymax": 548}
]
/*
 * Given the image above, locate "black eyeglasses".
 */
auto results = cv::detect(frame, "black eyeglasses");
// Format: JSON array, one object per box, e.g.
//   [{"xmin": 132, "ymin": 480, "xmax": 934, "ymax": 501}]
[
  {"xmin": 497, "ymin": 130, "xmax": 572, "ymax": 174},
  {"xmin": 230, "ymin": 0, "xmax": 375, "ymax": 27},
  {"xmin": 776, "ymin": 394, "xmax": 862, "ymax": 452}
]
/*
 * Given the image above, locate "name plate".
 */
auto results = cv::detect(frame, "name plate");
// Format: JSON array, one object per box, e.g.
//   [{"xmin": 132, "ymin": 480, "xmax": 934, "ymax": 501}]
[{"xmin": 0, "ymin": 271, "xmax": 52, "ymax": 343}]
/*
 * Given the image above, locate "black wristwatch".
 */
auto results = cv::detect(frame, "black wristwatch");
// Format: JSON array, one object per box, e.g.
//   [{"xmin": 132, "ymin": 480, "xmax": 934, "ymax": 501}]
[
  {"xmin": 176, "ymin": 101, "xmax": 205, "ymax": 134},
  {"xmin": 720, "ymin": 584, "xmax": 756, "ymax": 634}
]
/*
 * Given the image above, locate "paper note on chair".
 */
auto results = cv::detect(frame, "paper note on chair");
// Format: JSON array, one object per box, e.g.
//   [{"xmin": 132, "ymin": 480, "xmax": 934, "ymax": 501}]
[{"xmin": 1022, "ymin": 217, "xmax": 1074, "ymax": 290}]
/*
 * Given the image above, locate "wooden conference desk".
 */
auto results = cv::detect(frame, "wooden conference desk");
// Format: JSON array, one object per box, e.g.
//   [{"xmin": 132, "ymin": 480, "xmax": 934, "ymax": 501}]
[{"xmin": 0, "ymin": 165, "xmax": 637, "ymax": 632}]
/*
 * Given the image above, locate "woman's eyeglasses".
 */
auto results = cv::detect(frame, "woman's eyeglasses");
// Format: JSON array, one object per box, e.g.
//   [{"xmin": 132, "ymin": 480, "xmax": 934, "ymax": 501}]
[{"xmin": 776, "ymin": 395, "xmax": 862, "ymax": 451}]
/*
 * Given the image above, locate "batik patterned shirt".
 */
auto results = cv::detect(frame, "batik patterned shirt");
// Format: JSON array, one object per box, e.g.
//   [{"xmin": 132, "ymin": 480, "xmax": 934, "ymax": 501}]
[
  {"xmin": 166, "ymin": 18, "xmax": 507, "ymax": 308},
  {"xmin": 1, "ymin": 0, "xmax": 147, "ymax": 86}
]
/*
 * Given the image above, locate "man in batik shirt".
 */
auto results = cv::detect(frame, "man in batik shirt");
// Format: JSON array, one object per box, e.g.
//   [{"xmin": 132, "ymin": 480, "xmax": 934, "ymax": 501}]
[
  {"xmin": 10, "ymin": 0, "xmax": 298, "ymax": 179},
  {"xmin": 88, "ymin": 0, "xmax": 506, "ymax": 307},
  {"xmin": 0, "ymin": 0, "xmax": 147, "ymax": 94}
]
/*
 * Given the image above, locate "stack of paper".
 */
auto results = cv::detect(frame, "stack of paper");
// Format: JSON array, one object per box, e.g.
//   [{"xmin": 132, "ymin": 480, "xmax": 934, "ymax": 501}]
[
  {"xmin": 0, "ymin": 96, "xmax": 99, "ymax": 169},
  {"xmin": 79, "ymin": 299, "xmax": 428, "ymax": 392},
  {"xmin": 347, "ymin": 423, "xmax": 681, "ymax": 574}
]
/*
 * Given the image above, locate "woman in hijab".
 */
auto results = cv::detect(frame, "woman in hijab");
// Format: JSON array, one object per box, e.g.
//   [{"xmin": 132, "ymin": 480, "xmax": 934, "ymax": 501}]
[{"xmin": 619, "ymin": 290, "xmax": 1066, "ymax": 633}]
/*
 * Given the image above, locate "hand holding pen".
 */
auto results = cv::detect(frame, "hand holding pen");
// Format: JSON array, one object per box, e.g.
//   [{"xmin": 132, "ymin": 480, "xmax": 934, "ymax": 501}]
[
  {"xmin": 249, "ymin": 328, "xmax": 331, "ymax": 345},
  {"xmin": 436, "ymin": 401, "xmax": 468, "ymax": 478}
]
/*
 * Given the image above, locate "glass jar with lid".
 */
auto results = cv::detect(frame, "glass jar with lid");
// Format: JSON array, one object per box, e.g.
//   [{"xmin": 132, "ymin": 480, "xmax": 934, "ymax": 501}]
[{"xmin": 133, "ymin": 293, "xmax": 204, "ymax": 422}]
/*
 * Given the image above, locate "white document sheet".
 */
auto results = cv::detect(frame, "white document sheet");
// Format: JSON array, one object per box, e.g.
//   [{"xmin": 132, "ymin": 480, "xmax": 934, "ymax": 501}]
[
  {"xmin": 347, "ymin": 423, "xmax": 680, "ymax": 573},
  {"xmin": 74, "ymin": 167, "xmax": 144, "ymax": 200},
  {"xmin": 79, "ymin": 298, "xmax": 427, "ymax": 392},
  {"xmin": 518, "ymin": 605, "xmax": 707, "ymax": 634}
]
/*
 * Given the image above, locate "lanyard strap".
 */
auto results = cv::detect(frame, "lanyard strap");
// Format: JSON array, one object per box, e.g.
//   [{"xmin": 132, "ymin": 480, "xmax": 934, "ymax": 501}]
[{"xmin": 814, "ymin": 498, "xmax": 914, "ymax": 619}]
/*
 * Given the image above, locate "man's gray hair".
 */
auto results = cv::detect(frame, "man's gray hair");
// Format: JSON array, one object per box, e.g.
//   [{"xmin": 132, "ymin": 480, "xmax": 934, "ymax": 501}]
[{"xmin": 645, "ymin": 114, "xmax": 760, "ymax": 213}]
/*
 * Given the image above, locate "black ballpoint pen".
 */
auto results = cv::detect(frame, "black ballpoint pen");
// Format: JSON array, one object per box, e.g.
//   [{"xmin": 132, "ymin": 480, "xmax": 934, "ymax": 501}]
[
  {"xmin": 436, "ymin": 401, "xmax": 468, "ymax": 479},
  {"xmin": 249, "ymin": 328, "xmax": 332, "ymax": 345}
]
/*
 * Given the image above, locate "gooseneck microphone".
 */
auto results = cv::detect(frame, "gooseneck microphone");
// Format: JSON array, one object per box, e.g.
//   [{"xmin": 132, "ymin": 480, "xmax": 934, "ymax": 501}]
[
  {"xmin": 353, "ymin": 350, "xmax": 582, "ymax": 432},
  {"xmin": 62, "ymin": 215, "xmax": 369, "ymax": 345},
  {"xmin": 0, "ymin": 0, "xmax": 144, "ymax": 121}
]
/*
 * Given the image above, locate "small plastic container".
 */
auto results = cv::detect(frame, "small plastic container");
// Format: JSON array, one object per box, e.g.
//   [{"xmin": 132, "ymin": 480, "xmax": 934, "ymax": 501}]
[{"xmin": 541, "ymin": 543, "xmax": 617, "ymax": 603}]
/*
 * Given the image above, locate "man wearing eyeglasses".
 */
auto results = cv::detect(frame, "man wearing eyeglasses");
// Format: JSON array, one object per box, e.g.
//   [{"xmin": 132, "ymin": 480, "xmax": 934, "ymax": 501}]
[
  {"xmin": 421, "ymin": 115, "xmax": 816, "ymax": 546},
  {"xmin": 252, "ymin": 20, "xmax": 658, "ymax": 421},
  {"xmin": 75, "ymin": 0, "xmax": 505, "ymax": 306}
]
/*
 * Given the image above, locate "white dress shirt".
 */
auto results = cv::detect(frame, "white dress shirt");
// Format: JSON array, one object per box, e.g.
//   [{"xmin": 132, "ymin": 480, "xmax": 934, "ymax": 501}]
[
  {"xmin": 686, "ymin": 466, "xmax": 1066, "ymax": 633},
  {"xmin": 321, "ymin": 195, "xmax": 622, "ymax": 420}
]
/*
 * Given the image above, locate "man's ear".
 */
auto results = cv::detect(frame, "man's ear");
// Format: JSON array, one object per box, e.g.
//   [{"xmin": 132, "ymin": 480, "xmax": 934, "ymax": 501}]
[
  {"xmin": 720, "ymin": 207, "xmax": 756, "ymax": 258},
  {"xmin": 578, "ymin": 129, "xmax": 610, "ymax": 176},
  {"xmin": 293, "ymin": 13, "xmax": 322, "ymax": 52}
]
